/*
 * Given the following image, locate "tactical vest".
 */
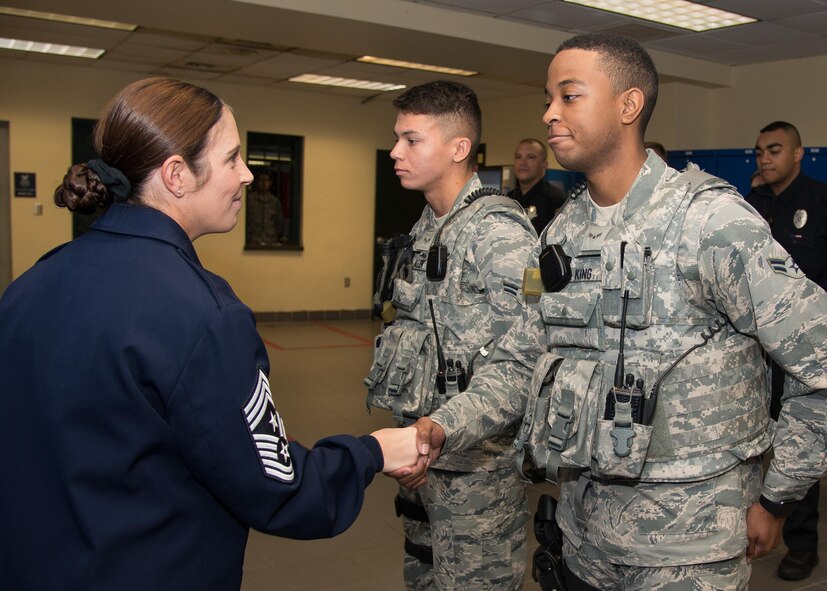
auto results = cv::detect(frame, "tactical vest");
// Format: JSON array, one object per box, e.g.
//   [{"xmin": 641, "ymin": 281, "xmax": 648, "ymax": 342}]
[
  {"xmin": 365, "ymin": 186, "xmax": 535, "ymax": 470},
  {"xmin": 515, "ymin": 168, "xmax": 773, "ymax": 484}
]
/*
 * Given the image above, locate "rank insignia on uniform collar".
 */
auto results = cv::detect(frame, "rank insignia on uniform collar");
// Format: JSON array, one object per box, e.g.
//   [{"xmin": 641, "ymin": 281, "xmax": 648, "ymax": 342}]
[
  {"xmin": 766, "ymin": 256, "xmax": 805, "ymax": 280},
  {"xmin": 243, "ymin": 369, "xmax": 294, "ymax": 482}
]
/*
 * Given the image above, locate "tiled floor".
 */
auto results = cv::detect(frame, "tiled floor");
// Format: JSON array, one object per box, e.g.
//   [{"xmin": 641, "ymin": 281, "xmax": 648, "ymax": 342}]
[{"xmin": 242, "ymin": 320, "xmax": 827, "ymax": 590}]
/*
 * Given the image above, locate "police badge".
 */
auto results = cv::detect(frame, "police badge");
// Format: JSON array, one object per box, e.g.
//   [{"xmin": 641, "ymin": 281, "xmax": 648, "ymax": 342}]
[{"xmin": 794, "ymin": 209, "xmax": 808, "ymax": 229}]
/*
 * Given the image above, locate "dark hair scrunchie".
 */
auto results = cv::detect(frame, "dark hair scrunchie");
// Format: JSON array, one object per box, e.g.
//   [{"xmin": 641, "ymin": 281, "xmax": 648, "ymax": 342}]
[{"xmin": 86, "ymin": 159, "xmax": 132, "ymax": 202}]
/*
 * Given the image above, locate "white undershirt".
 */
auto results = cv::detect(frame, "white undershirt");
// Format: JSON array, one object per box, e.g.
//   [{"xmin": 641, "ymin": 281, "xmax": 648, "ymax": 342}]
[{"xmin": 590, "ymin": 197, "xmax": 623, "ymax": 225}]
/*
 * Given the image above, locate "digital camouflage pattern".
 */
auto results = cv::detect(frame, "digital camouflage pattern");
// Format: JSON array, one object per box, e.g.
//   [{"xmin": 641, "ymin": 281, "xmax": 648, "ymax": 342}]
[
  {"xmin": 367, "ymin": 173, "xmax": 536, "ymax": 472},
  {"xmin": 401, "ymin": 468, "xmax": 528, "ymax": 591},
  {"xmin": 366, "ymin": 173, "xmax": 535, "ymax": 590},
  {"xmin": 430, "ymin": 152, "xmax": 827, "ymax": 574}
]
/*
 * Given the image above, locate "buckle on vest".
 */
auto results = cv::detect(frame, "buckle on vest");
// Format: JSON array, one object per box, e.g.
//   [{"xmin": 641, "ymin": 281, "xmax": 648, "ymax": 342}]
[{"xmin": 548, "ymin": 409, "xmax": 573, "ymax": 452}]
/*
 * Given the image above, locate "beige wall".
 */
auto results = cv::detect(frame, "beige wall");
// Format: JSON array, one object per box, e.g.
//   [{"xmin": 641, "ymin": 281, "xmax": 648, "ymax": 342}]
[
  {"xmin": 481, "ymin": 53, "xmax": 827, "ymax": 169},
  {"xmin": 3, "ymin": 52, "xmax": 827, "ymax": 311},
  {"xmin": 2, "ymin": 58, "xmax": 397, "ymax": 312}
]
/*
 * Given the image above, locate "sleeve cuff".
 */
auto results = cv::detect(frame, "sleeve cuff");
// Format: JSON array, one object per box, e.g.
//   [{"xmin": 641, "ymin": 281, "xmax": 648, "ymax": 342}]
[
  {"xmin": 358, "ymin": 434, "xmax": 384, "ymax": 472},
  {"xmin": 762, "ymin": 469, "xmax": 816, "ymax": 503}
]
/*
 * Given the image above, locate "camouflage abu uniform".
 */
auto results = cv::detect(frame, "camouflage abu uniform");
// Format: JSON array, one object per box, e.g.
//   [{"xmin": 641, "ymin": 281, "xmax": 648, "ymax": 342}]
[
  {"xmin": 365, "ymin": 174, "xmax": 536, "ymax": 590},
  {"xmin": 430, "ymin": 152, "xmax": 827, "ymax": 590}
]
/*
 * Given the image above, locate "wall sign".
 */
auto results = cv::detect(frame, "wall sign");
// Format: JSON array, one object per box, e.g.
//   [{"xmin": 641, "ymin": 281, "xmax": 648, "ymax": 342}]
[{"xmin": 14, "ymin": 172, "xmax": 36, "ymax": 197}]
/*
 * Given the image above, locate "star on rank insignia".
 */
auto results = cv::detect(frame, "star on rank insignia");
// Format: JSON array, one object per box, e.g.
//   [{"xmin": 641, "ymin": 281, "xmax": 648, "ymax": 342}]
[
  {"xmin": 242, "ymin": 369, "xmax": 294, "ymax": 482},
  {"xmin": 766, "ymin": 255, "xmax": 805, "ymax": 280}
]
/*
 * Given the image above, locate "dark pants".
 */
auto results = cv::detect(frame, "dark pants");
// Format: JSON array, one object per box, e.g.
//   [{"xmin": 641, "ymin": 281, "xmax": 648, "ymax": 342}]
[{"xmin": 771, "ymin": 361, "xmax": 820, "ymax": 552}]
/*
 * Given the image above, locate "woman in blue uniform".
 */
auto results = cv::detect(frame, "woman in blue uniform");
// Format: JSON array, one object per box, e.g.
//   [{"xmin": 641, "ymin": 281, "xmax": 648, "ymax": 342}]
[{"xmin": 0, "ymin": 77, "xmax": 420, "ymax": 591}]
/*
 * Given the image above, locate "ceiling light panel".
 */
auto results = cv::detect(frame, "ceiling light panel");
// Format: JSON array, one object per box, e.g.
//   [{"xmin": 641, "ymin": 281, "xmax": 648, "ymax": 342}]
[
  {"xmin": 0, "ymin": 36, "xmax": 104, "ymax": 58},
  {"xmin": 562, "ymin": 0, "xmax": 756, "ymax": 32},
  {"xmin": 289, "ymin": 74, "xmax": 405, "ymax": 92},
  {"xmin": 358, "ymin": 55, "xmax": 477, "ymax": 76},
  {"xmin": 0, "ymin": 7, "xmax": 137, "ymax": 31}
]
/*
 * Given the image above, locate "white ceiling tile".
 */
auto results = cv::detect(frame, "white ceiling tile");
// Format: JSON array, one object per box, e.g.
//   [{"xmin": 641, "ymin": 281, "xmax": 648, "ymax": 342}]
[
  {"xmin": 236, "ymin": 52, "xmax": 347, "ymax": 79},
  {"xmin": 214, "ymin": 73, "xmax": 277, "ymax": 86},
  {"xmin": 778, "ymin": 10, "xmax": 827, "ymax": 36},
  {"xmin": 155, "ymin": 66, "xmax": 223, "ymax": 80},
  {"xmin": 704, "ymin": 21, "xmax": 819, "ymax": 47},
  {"xmin": 125, "ymin": 29, "xmax": 212, "ymax": 52},
  {"xmin": 415, "ymin": 0, "xmax": 551, "ymax": 17},
  {"xmin": 2, "ymin": 0, "xmax": 827, "ymax": 94},
  {"xmin": 105, "ymin": 40, "xmax": 192, "ymax": 61},
  {"xmin": 93, "ymin": 59, "xmax": 160, "ymax": 74},
  {"xmin": 702, "ymin": 46, "xmax": 785, "ymax": 66},
  {"xmin": 646, "ymin": 34, "xmax": 746, "ymax": 57},
  {"xmin": 706, "ymin": 0, "xmax": 827, "ymax": 21},
  {"xmin": 505, "ymin": 2, "xmax": 627, "ymax": 30}
]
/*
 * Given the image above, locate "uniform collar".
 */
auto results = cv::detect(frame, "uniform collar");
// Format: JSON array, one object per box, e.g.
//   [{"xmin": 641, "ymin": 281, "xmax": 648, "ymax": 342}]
[
  {"xmin": 622, "ymin": 150, "xmax": 668, "ymax": 218},
  {"xmin": 91, "ymin": 203, "xmax": 201, "ymax": 264},
  {"xmin": 428, "ymin": 173, "xmax": 482, "ymax": 223},
  {"xmin": 775, "ymin": 171, "xmax": 806, "ymax": 200},
  {"xmin": 512, "ymin": 178, "xmax": 544, "ymax": 200}
]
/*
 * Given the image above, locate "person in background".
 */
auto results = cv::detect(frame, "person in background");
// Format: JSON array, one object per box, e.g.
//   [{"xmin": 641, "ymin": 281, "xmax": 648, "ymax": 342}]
[
  {"xmin": 0, "ymin": 77, "xmax": 421, "ymax": 591},
  {"xmin": 644, "ymin": 140, "xmax": 667, "ymax": 161},
  {"xmin": 509, "ymin": 137, "xmax": 567, "ymax": 234},
  {"xmin": 245, "ymin": 169, "xmax": 287, "ymax": 246},
  {"xmin": 366, "ymin": 80, "xmax": 536, "ymax": 590},
  {"xmin": 750, "ymin": 169, "xmax": 766, "ymax": 190},
  {"xmin": 746, "ymin": 120, "xmax": 827, "ymax": 581}
]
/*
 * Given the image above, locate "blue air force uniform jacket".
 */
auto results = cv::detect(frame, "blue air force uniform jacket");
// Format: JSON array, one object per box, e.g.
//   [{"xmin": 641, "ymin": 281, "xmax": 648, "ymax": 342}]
[{"xmin": 0, "ymin": 204, "xmax": 382, "ymax": 591}]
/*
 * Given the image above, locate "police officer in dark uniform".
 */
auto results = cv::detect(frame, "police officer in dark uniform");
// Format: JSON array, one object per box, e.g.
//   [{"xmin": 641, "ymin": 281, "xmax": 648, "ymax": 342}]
[
  {"xmin": 747, "ymin": 120, "xmax": 827, "ymax": 581},
  {"xmin": 0, "ymin": 77, "xmax": 420, "ymax": 591},
  {"xmin": 509, "ymin": 138, "xmax": 567, "ymax": 234}
]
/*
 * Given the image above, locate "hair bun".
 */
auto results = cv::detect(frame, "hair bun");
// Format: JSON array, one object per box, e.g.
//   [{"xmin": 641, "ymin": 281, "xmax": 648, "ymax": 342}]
[{"xmin": 53, "ymin": 164, "xmax": 112, "ymax": 214}]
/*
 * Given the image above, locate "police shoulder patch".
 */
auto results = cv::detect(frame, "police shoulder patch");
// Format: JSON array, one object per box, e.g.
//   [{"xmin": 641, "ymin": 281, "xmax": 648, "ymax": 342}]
[
  {"xmin": 243, "ymin": 369, "xmax": 294, "ymax": 482},
  {"xmin": 766, "ymin": 255, "xmax": 805, "ymax": 280}
]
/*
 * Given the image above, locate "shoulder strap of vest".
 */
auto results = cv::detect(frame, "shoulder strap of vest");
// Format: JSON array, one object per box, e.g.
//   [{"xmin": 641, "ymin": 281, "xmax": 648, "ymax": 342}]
[
  {"xmin": 669, "ymin": 164, "xmax": 733, "ymax": 198},
  {"xmin": 436, "ymin": 191, "xmax": 531, "ymax": 250}
]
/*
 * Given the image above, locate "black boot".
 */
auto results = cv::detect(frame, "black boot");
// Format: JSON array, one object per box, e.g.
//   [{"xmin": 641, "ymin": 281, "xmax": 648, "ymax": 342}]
[{"xmin": 777, "ymin": 550, "xmax": 819, "ymax": 581}]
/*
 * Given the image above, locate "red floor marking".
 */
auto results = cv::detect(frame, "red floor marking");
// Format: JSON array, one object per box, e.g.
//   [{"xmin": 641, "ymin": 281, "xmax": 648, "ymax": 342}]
[
  {"xmin": 261, "ymin": 338, "xmax": 284, "ymax": 350},
  {"xmin": 312, "ymin": 321, "xmax": 374, "ymax": 344},
  {"xmin": 261, "ymin": 340, "xmax": 369, "ymax": 352},
  {"xmin": 280, "ymin": 343, "xmax": 370, "ymax": 351},
  {"xmin": 260, "ymin": 322, "xmax": 375, "ymax": 351}
]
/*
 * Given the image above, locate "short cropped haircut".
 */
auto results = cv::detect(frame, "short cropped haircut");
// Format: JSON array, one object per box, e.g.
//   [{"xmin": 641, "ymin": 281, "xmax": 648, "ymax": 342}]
[
  {"xmin": 760, "ymin": 121, "xmax": 802, "ymax": 147},
  {"xmin": 556, "ymin": 33, "xmax": 659, "ymax": 136},
  {"xmin": 517, "ymin": 138, "xmax": 548, "ymax": 161},
  {"xmin": 393, "ymin": 80, "xmax": 482, "ymax": 166}
]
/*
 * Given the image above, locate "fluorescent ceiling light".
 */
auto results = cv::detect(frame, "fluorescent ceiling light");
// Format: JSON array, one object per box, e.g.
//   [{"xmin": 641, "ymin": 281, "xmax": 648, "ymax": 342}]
[
  {"xmin": 358, "ymin": 55, "xmax": 477, "ymax": 77},
  {"xmin": 0, "ymin": 36, "xmax": 104, "ymax": 59},
  {"xmin": 562, "ymin": 0, "xmax": 756, "ymax": 32},
  {"xmin": 289, "ymin": 74, "xmax": 405, "ymax": 92},
  {"xmin": 0, "ymin": 6, "xmax": 137, "ymax": 31}
]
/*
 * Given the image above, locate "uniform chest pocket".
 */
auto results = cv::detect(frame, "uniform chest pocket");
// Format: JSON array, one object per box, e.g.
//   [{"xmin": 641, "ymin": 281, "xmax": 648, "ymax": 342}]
[
  {"xmin": 391, "ymin": 277, "xmax": 425, "ymax": 322},
  {"xmin": 540, "ymin": 291, "xmax": 604, "ymax": 350},
  {"xmin": 601, "ymin": 242, "xmax": 653, "ymax": 329}
]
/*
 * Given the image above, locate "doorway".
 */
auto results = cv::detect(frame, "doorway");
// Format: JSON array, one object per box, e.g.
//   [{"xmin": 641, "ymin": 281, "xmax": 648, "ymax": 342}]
[
  {"xmin": 371, "ymin": 149, "xmax": 424, "ymax": 301},
  {"xmin": 0, "ymin": 122, "xmax": 10, "ymax": 296}
]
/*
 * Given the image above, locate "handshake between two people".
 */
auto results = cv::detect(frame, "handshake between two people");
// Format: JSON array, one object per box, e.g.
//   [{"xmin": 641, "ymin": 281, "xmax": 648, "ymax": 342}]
[{"xmin": 370, "ymin": 417, "xmax": 445, "ymax": 489}]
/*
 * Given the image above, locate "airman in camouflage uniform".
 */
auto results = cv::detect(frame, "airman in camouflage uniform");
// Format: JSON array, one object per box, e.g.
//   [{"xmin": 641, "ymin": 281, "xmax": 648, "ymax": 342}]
[
  {"xmin": 409, "ymin": 34, "xmax": 827, "ymax": 590},
  {"xmin": 365, "ymin": 81, "xmax": 536, "ymax": 590}
]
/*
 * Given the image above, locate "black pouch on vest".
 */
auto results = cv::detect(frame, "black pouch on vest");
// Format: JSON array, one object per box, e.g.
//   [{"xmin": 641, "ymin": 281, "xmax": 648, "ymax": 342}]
[
  {"xmin": 426, "ymin": 244, "xmax": 448, "ymax": 281},
  {"xmin": 539, "ymin": 244, "xmax": 572, "ymax": 292}
]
